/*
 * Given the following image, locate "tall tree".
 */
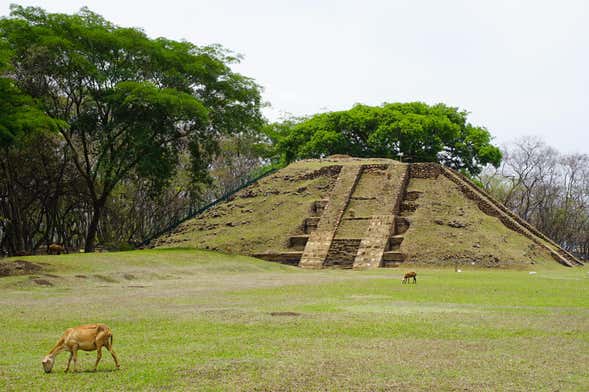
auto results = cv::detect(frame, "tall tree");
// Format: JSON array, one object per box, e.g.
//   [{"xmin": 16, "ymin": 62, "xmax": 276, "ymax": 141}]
[
  {"xmin": 267, "ymin": 102, "xmax": 501, "ymax": 175},
  {"xmin": 0, "ymin": 6, "xmax": 263, "ymax": 251},
  {"xmin": 482, "ymin": 137, "xmax": 589, "ymax": 258},
  {"xmin": 0, "ymin": 37, "xmax": 63, "ymax": 254}
]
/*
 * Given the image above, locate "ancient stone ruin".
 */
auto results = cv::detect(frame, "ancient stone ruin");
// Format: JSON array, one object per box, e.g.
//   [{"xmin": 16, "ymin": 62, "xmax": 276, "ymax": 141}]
[{"xmin": 153, "ymin": 157, "xmax": 583, "ymax": 269}]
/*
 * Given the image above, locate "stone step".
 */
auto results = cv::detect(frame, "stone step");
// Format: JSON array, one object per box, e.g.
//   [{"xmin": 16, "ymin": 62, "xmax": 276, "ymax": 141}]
[
  {"xmin": 404, "ymin": 191, "xmax": 423, "ymax": 201},
  {"xmin": 288, "ymin": 235, "xmax": 309, "ymax": 249},
  {"xmin": 304, "ymin": 217, "xmax": 320, "ymax": 233},
  {"xmin": 352, "ymin": 164, "xmax": 410, "ymax": 270},
  {"xmin": 300, "ymin": 165, "xmax": 363, "ymax": 268},
  {"xmin": 311, "ymin": 199, "xmax": 329, "ymax": 215},
  {"xmin": 400, "ymin": 201, "xmax": 418, "ymax": 213},
  {"xmin": 253, "ymin": 251, "xmax": 302, "ymax": 266},
  {"xmin": 395, "ymin": 217, "xmax": 410, "ymax": 234},
  {"xmin": 325, "ymin": 238, "xmax": 362, "ymax": 268},
  {"xmin": 382, "ymin": 251, "xmax": 407, "ymax": 262},
  {"xmin": 387, "ymin": 235, "xmax": 404, "ymax": 250}
]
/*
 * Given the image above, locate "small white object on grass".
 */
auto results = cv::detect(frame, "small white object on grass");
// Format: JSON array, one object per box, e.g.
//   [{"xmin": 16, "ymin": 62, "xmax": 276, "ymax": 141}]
[
  {"xmin": 456, "ymin": 269, "xmax": 462, "ymax": 273},
  {"xmin": 529, "ymin": 271, "xmax": 537, "ymax": 275}
]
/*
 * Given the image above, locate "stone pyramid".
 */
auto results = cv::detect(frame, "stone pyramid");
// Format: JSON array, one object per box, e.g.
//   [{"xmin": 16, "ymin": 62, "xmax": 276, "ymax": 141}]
[{"xmin": 154, "ymin": 157, "xmax": 583, "ymax": 269}]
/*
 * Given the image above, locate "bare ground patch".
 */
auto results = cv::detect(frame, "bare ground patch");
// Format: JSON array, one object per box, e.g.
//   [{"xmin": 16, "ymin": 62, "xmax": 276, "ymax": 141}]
[
  {"xmin": 93, "ymin": 274, "xmax": 119, "ymax": 283},
  {"xmin": 0, "ymin": 260, "xmax": 43, "ymax": 277},
  {"xmin": 269, "ymin": 311, "xmax": 300, "ymax": 317},
  {"xmin": 31, "ymin": 278, "xmax": 53, "ymax": 286}
]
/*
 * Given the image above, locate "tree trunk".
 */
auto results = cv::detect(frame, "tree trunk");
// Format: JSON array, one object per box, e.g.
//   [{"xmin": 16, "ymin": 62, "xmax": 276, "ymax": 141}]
[{"xmin": 84, "ymin": 199, "xmax": 105, "ymax": 252}]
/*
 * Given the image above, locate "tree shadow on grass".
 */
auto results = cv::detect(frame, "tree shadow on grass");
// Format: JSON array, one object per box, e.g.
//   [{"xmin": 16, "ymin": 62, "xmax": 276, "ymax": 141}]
[{"xmin": 74, "ymin": 367, "xmax": 121, "ymax": 374}]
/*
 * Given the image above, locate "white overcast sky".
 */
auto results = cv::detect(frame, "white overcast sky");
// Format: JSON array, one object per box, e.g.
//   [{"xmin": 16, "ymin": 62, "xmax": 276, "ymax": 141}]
[{"xmin": 1, "ymin": 0, "xmax": 588, "ymax": 153}]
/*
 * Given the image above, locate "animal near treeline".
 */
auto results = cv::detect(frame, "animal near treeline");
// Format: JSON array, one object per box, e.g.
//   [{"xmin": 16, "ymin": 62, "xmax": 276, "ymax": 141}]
[
  {"xmin": 42, "ymin": 323, "xmax": 120, "ymax": 373},
  {"xmin": 402, "ymin": 271, "xmax": 417, "ymax": 284},
  {"xmin": 47, "ymin": 244, "xmax": 65, "ymax": 255}
]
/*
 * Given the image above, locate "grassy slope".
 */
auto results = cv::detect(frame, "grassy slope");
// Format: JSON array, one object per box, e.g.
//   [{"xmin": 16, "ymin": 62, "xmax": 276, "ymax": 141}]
[
  {"xmin": 402, "ymin": 176, "xmax": 556, "ymax": 266},
  {"xmin": 154, "ymin": 158, "xmax": 404, "ymax": 254},
  {"xmin": 1, "ymin": 249, "xmax": 588, "ymax": 391},
  {"xmin": 154, "ymin": 160, "xmax": 338, "ymax": 254},
  {"xmin": 154, "ymin": 158, "xmax": 565, "ymax": 268}
]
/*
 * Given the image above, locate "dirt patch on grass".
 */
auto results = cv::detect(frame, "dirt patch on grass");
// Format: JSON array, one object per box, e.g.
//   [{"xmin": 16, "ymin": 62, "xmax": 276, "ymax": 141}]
[
  {"xmin": 0, "ymin": 260, "xmax": 43, "ymax": 277},
  {"xmin": 270, "ymin": 311, "xmax": 301, "ymax": 317},
  {"xmin": 93, "ymin": 274, "xmax": 119, "ymax": 283},
  {"xmin": 31, "ymin": 278, "xmax": 53, "ymax": 286}
]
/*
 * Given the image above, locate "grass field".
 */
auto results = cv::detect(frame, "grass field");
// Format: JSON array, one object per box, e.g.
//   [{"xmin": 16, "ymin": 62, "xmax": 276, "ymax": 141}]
[{"xmin": 0, "ymin": 249, "xmax": 588, "ymax": 391}]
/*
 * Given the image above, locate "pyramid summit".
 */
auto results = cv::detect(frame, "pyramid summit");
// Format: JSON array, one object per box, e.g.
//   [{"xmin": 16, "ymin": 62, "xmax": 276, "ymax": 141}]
[{"xmin": 154, "ymin": 156, "xmax": 583, "ymax": 269}]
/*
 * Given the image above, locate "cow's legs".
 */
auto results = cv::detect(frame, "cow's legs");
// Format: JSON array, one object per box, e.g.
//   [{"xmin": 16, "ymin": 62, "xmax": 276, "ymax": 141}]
[
  {"xmin": 93, "ymin": 347, "xmax": 103, "ymax": 371},
  {"xmin": 65, "ymin": 352, "xmax": 73, "ymax": 372},
  {"xmin": 107, "ymin": 346, "xmax": 120, "ymax": 368},
  {"xmin": 72, "ymin": 346, "xmax": 79, "ymax": 372}
]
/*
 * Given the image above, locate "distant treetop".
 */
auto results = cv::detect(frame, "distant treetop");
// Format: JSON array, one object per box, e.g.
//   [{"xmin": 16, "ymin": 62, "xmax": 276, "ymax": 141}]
[{"xmin": 266, "ymin": 102, "xmax": 501, "ymax": 175}]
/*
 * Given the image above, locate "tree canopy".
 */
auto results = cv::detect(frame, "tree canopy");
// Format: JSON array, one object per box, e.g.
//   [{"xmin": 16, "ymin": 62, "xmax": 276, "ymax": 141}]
[
  {"xmin": 0, "ymin": 41, "xmax": 61, "ymax": 148},
  {"xmin": 267, "ymin": 102, "xmax": 501, "ymax": 175},
  {"xmin": 0, "ymin": 5, "xmax": 263, "ymax": 251}
]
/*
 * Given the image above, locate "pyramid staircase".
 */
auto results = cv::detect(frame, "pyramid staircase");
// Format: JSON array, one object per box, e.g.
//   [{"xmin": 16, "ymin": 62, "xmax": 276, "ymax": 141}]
[
  {"xmin": 253, "ymin": 161, "xmax": 583, "ymax": 268},
  {"xmin": 293, "ymin": 163, "xmax": 412, "ymax": 269}
]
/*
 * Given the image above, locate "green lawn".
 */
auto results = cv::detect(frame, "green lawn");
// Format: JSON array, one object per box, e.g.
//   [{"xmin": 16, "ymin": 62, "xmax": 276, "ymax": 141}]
[{"xmin": 0, "ymin": 249, "xmax": 588, "ymax": 391}]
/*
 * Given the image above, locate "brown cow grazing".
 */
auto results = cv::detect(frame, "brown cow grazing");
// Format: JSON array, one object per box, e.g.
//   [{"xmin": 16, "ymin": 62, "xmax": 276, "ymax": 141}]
[
  {"xmin": 47, "ymin": 244, "xmax": 65, "ymax": 255},
  {"xmin": 42, "ymin": 323, "xmax": 120, "ymax": 373},
  {"xmin": 402, "ymin": 271, "xmax": 417, "ymax": 284}
]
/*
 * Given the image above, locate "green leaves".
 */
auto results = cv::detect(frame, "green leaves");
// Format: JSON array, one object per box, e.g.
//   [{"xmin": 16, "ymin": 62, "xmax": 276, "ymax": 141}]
[
  {"xmin": 0, "ymin": 5, "xmax": 263, "ymax": 249},
  {"xmin": 268, "ymin": 102, "xmax": 501, "ymax": 175},
  {"xmin": 0, "ymin": 5, "xmax": 262, "ymax": 182},
  {"xmin": 109, "ymin": 81, "xmax": 209, "ymax": 189},
  {"xmin": 0, "ymin": 78, "xmax": 62, "ymax": 148}
]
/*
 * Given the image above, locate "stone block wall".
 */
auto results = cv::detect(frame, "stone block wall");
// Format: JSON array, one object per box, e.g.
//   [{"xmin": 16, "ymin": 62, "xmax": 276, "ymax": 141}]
[
  {"xmin": 409, "ymin": 163, "xmax": 441, "ymax": 178},
  {"xmin": 325, "ymin": 239, "xmax": 362, "ymax": 268},
  {"xmin": 299, "ymin": 165, "xmax": 362, "ymax": 268},
  {"xmin": 353, "ymin": 215, "xmax": 395, "ymax": 268},
  {"xmin": 353, "ymin": 164, "xmax": 409, "ymax": 269}
]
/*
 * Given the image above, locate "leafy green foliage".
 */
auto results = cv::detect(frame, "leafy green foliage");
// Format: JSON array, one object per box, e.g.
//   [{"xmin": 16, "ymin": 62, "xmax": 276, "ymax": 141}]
[
  {"xmin": 0, "ymin": 5, "xmax": 263, "ymax": 250},
  {"xmin": 268, "ymin": 102, "xmax": 501, "ymax": 175},
  {"xmin": 0, "ymin": 41, "xmax": 60, "ymax": 148}
]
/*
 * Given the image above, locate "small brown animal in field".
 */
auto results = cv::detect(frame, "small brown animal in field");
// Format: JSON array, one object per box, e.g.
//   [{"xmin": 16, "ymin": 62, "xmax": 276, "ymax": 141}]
[
  {"xmin": 42, "ymin": 323, "xmax": 120, "ymax": 373},
  {"xmin": 47, "ymin": 244, "xmax": 65, "ymax": 255},
  {"xmin": 402, "ymin": 271, "xmax": 417, "ymax": 284}
]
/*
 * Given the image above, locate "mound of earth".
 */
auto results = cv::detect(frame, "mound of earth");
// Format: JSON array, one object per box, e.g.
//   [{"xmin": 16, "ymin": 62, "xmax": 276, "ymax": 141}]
[
  {"xmin": 0, "ymin": 260, "xmax": 43, "ymax": 277},
  {"xmin": 153, "ymin": 157, "xmax": 583, "ymax": 269}
]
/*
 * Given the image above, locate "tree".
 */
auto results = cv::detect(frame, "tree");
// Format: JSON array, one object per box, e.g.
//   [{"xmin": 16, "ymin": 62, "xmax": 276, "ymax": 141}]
[
  {"xmin": 482, "ymin": 136, "xmax": 589, "ymax": 258},
  {"xmin": 0, "ymin": 36, "xmax": 64, "ymax": 254},
  {"xmin": 0, "ymin": 6, "xmax": 263, "ymax": 251},
  {"xmin": 267, "ymin": 102, "xmax": 501, "ymax": 175}
]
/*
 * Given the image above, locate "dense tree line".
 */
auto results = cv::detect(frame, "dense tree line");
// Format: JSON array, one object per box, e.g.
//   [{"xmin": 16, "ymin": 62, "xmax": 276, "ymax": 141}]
[
  {"xmin": 0, "ymin": 6, "xmax": 264, "ymax": 255},
  {"xmin": 481, "ymin": 137, "xmax": 589, "ymax": 259}
]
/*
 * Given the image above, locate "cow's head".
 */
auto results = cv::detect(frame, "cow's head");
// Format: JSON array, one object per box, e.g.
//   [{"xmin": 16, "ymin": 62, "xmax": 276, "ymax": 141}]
[{"xmin": 42, "ymin": 355, "xmax": 55, "ymax": 373}]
